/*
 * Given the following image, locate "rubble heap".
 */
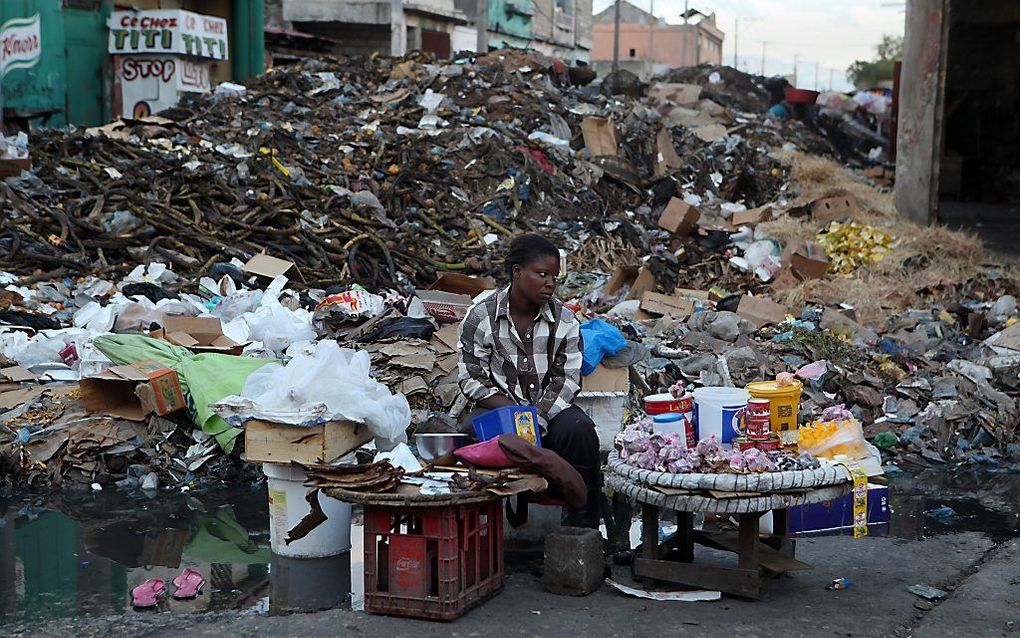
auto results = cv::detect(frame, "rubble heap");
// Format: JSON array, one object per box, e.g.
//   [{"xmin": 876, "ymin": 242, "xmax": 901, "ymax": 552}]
[{"xmin": 1, "ymin": 51, "xmax": 1019, "ymax": 493}]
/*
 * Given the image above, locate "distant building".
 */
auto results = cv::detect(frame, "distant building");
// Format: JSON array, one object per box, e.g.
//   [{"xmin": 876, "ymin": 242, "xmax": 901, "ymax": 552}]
[
  {"xmin": 590, "ymin": 1, "xmax": 724, "ymax": 78},
  {"xmin": 267, "ymin": 0, "xmax": 592, "ymax": 64}
]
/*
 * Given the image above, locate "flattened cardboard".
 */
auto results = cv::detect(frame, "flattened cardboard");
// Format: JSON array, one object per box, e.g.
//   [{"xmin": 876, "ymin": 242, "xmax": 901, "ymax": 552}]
[
  {"xmin": 810, "ymin": 195, "xmax": 858, "ymax": 223},
  {"xmin": 986, "ymin": 322, "xmax": 1020, "ymax": 352},
  {"xmin": 429, "ymin": 272, "xmax": 496, "ymax": 297},
  {"xmin": 658, "ymin": 198, "xmax": 700, "ymax": 237},
  {"xmin": 431, "ymin": 323, "xmax": 460, "ymax": 354},
  {"xmin": 243, "ymin": 253, "xmax": 295, "ymax": 279},
  {"xmin": 604, "ymin": 265, "xmax": 656, "ymax": 302},
  {"xmin": 582, "ymin": 364, "xmax": 630, "ymax": 393},
  {"xmin": 737, "ymin": 295, "xmax": 789, "ymax": 328},
  {"xmin": 0, "ymin": 387, "xmax": 46, "ymax": 411},
  {"xmin": 782, "ymin": 241, "xmax": 829, "ymax": 280},
  {"xmin": 648, "ymin": 82, "xmax": 702, "ymax": 105},
  {"xmin": 692, "ymin": 123, "xmax": 729, "ymax": 143},
  {"xmin": 654, "ymin": 127, "xmax": 683, "ymax": 176},
  {"xmin": 640, "ymin": 292, "xmax": 695, "ymax": 319},
  {"xmin": 728, "ymin": 206, "xmax": 774, "ymax": 229},
  {"xmin": 0, "ymin": 366, "xmax": 36, "ymax": 383},
  {"xmin": 244, "ymin": 419, "xmax": 373, "ymax": 464},
  {"xmin": 80, "ymin": 361, "xmax": 184, "ymax": 421},
  {"xmin": 580, "ymin": 116, "xmax": 618, "ymax": 157}
]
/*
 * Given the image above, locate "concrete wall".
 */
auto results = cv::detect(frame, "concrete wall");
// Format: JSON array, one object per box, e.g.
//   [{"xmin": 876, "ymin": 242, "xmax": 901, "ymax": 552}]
[{"xmin": 294, "ymin": 21, "xmax": 391, "ymax": 54}]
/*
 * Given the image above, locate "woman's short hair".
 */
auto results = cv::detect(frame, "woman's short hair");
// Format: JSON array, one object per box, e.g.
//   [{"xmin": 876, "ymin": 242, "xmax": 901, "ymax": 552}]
[{"xmin": 505, "ymin": 234, "xmax": 559, "ymax": 277}]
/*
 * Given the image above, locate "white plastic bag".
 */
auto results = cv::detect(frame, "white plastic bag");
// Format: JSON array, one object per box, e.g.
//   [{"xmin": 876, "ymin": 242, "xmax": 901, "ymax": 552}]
[
  {"xmin": 242, "ymin": 295, "xmax": 316, "ymax": 355},
  {"xmin": 211, "ymin": 340, "xmax": 411, "ymax": 446}
]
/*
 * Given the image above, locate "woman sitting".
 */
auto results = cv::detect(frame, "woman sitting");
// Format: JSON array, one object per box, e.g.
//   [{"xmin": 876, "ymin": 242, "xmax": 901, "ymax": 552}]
[{"xmin": 458, "ymin": 234, "xmax": 600, "ymax": 527}]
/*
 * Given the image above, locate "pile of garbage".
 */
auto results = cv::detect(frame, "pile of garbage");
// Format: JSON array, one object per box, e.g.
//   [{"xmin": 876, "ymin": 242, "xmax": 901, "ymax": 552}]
[{"xmin": 1, "ymin": 51, "xmax": 1019, "ymax": 493}]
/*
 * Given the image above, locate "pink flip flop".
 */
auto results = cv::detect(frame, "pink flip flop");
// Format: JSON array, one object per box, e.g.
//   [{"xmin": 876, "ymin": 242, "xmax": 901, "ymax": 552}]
[
  {"xmin": 132, "ymin": 578, "xmax": 166, "ymax": 608},
  {"xmin": 172, "ymin": 567, "xmax": 205, "ymax": 599}
]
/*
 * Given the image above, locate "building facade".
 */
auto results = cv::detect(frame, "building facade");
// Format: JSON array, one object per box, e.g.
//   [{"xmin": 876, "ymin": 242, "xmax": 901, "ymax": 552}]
[
  {"xmin": 0, "ymin": 0, "xmax": 264, "ymax": 128},
  {"xmin": 590, "ymin": 1, "xmax": 723, "ymax": 78},
  {"xmin": 271, "ymin": 0, "xmax": 592, "ymax": 64}
]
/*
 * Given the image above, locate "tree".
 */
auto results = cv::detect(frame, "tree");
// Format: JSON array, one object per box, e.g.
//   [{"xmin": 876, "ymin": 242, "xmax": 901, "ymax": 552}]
[{"xmin": 846, "ymin": 35, "xmax": 903, "ymax": 89}]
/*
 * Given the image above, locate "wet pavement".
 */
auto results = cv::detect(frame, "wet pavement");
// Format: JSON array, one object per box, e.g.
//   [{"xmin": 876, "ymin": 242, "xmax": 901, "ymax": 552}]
[{"xmin": 1, "ymin": 470, "xmax": 1018, "ymax": 626}]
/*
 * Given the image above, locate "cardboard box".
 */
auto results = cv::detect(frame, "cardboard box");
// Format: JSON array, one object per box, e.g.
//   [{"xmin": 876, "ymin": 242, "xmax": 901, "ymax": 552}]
[
  {"xmin": 648, "ymin": 82, "xmax": 702, "ymax": 105},
  {"xmin": 581, "ymin": 364, "xmax": 629, "ymax": 393},
  {"xmin": 604, "ymin": 265, "xmax": 656, "ymax": 302},
  {"xmin": 810, "ymin": 195, "xmax": 858, "ymax": 223},
  {"xmin": 80, "ymin": 360, "xmax": 185, "ymax": 421},
  {"xmin": 416, "ymin": 289, "xmax": 473, "ymax": 324},
  {"xmin": 580, "ymin": 116, "xmax": 618, "ymax": 157},
  {"xmin": 787, "ymin": 484, "xmax": 890, "ymax": 535},
  {"xmin": 658, "ymin": 198, "xmax": 700, "ymax": 237},
  {"xmin": 783, "ymin": 241, "xmax": 829, "ymax": 280},
  {"xmin": 736, "ymin": 295, "xmax": 789, "ymax": 328},
  {"xmin": 0, "ymin": 157, "xmax": 31, "ymax": 179},
  {"xmin": 640, "ymin": 291, "xmax": 695, "ymax": 319},
  {"xmin": 152, "ymin": 316, "xmax": 245, "ymax": 355},
  {"xmin": 243, "ymin": 253, "xmax": 296, "ymax": 279},
  {"xmin": 244, "ymin": 419, "xmax": 374, "ymax": 465},
  {"xmin": 428, "ymin": 272, "xmax": 496, "ymax": 297}
]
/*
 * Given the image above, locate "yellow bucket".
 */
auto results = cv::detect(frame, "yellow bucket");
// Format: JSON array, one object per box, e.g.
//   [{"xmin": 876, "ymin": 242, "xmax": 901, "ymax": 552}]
[{"xmin": 745, "ymin": 380, "xmax": 803, "ymax": 433}]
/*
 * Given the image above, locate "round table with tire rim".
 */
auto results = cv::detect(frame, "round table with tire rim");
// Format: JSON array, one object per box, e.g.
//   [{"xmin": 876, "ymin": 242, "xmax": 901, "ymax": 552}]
[{"xmin": 606, "ymin": 451, "xmax": 854, "ymax": 599}]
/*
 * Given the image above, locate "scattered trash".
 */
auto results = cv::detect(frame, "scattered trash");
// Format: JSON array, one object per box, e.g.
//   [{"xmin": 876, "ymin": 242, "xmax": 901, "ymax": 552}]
[
  {"xmin": 827, "ymin": 578, "xmax": 852, "ymax": 591},
  {"xmin": 907, "ymin": 584, "xmax": 948, "ymax": 601}
]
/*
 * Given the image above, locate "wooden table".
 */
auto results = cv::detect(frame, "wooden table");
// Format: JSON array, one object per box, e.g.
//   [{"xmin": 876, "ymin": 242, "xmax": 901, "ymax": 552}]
[{"xmin": 606, "ymin": 453, "xmax": 852, "ymax": 599}]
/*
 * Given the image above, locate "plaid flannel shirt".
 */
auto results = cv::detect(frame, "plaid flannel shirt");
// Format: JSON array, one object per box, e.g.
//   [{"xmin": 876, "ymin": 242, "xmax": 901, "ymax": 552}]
[{"xmin": 458, "ymin": 286, "xmax": 583, "ymax": 428}]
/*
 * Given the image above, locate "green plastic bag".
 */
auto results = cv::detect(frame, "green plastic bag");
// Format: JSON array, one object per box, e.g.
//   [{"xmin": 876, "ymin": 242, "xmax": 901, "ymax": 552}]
[{"xmin": 93, "ymin": 334, "xmax": 278, "ymax": 451}]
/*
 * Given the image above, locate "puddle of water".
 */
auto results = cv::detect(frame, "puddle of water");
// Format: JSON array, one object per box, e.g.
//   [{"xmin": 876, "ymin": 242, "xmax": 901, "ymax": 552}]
[{"xmin": 0, "ymin": 486, "xmax": 364, "ymax": 624}]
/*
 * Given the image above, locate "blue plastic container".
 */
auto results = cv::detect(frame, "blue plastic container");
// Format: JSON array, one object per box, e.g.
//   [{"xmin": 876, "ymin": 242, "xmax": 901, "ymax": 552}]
[{"xmin": 471, "ymin": 406, "xmax": 542, "ymax": 447}]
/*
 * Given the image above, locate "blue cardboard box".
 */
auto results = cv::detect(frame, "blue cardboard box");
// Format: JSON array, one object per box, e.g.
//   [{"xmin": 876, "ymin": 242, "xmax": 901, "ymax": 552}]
[{"xmin": 787, "ymin": 484, "xmax": 890, "ymax": 535}]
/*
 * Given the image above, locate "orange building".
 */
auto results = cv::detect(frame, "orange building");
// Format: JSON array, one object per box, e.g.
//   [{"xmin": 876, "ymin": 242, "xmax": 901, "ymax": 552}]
[{"xmin": 591, "ymin": 1, "xmax": 724, "ymax": 78}]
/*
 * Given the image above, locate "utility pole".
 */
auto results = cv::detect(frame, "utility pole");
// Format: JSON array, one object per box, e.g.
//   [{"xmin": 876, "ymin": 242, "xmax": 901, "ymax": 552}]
[
  {"xmin": 829, "ymin": 68, "xmax": 835, "ymax": 91},
  {"xmin": 648, "ymin": 0, "xmax": 654, "ymax": 78},
  {"xmin": 475, "ymin": 0, "xmax": 487, "ymax": 53},
  {"xmin": 793, "ymin": 54, "xmax": 799, "ymax": 85},
  {"xmin": 814, "ymin": 62, "xmax": 820, "ymax": 91},
  {"xmin": 612, "ymin": 0, "xmax": 621, "ymax": 72},
  {"xmin": 760, "ymin": 41, "xmax": 767, "ymax": 76}
]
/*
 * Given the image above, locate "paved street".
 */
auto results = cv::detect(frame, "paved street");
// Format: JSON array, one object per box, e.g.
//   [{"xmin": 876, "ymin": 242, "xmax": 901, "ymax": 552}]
[{"xmin": 9, "ymin": 534, "xmax": 1018, "ymax": 638}]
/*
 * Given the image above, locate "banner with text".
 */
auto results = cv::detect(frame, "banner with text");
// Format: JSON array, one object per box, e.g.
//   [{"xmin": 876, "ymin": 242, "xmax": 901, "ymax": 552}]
[
  {"xmin": 1, "ymin": 13, "xmax": 42, "ymax": 79},
  {"xmin": 108, "ymin": 10, "xmax": 228, "ymax": 60}
]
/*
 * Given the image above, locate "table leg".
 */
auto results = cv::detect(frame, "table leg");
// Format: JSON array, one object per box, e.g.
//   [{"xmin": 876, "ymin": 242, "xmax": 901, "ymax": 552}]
[
  {"xmin": 677, "ymin": 512, "xmax": 695, "ymax": 563},
  {"xmin": 641, "ymin": 504, "xmax": 659, "ymax": 561},
  {"xmin": 737, "ymin": 513, "xmax": 762, "ymax": 570}
]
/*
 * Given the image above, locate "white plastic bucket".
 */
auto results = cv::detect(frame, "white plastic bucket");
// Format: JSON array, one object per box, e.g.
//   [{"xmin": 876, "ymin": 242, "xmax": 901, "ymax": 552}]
[
  {"xmin": 692, "ymin": 387, "xmax": 749, "ymax": 444},
  {"xmin": 264, "ymin": 463, "xmax": 352, "ymax": 558}
]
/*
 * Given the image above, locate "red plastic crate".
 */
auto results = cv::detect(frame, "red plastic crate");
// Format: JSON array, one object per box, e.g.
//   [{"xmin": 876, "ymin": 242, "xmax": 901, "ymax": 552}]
[{"xmin": 363, "ymin": 499, "xmax": 504, "ymax": 621}]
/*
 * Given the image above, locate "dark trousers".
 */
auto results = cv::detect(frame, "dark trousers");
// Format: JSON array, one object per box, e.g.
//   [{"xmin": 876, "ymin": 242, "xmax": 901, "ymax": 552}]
[
  {"xmin": 543, "ymin": 406, "xmax": 602, "ymax": 528},
  {"xmin": 463, "ymin": 405, "xmax": 602, "ymax": 527}
]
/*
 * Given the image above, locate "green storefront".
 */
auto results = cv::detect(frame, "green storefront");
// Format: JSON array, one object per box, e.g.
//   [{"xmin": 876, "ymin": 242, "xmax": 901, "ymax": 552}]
[{"xmin": 0, "ymin": 0, "xmax": 264, "ymax": 129}]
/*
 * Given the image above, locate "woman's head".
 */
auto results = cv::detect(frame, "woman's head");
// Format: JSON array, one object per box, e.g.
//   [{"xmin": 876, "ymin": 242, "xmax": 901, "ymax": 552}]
[{"xmin": 505, "ymin": 234, "xmax": 560, "ymax": 306}]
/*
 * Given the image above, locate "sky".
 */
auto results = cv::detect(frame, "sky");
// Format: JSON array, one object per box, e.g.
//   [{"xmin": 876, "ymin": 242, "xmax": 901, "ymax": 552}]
[{"xmin": 591, "ymin": 0, "xmax": 907, "ymax": 92}]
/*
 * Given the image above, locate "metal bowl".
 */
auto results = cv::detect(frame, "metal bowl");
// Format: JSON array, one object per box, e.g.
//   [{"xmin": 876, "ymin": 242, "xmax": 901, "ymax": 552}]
[{"xmin": 414, "ymin": 433, "xmax": 471, "ymax": 462}]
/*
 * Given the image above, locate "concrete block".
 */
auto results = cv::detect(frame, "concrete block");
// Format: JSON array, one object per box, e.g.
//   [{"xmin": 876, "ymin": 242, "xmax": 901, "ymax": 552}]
[{"xmin": 542, "ymin": 527, "xmax": 604, "ymax": 596}]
